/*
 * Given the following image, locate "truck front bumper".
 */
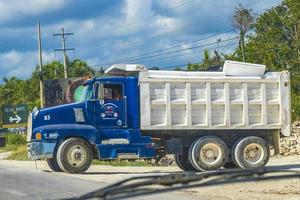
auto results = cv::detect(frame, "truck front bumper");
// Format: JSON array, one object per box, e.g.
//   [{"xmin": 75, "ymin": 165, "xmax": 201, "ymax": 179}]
[{"xmin": 27, "ymin": 142, "xmax": 56, "ymax": 160}]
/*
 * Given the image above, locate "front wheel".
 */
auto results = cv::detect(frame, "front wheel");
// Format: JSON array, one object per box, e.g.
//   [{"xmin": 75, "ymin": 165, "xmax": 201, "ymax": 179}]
[
  {"xmin": 57, "ymin": 138, "xmax": 92, "ymax": 174},
  {"xmin": 46, "ymin": 157, "xmax": 62, "ymax": 172}
]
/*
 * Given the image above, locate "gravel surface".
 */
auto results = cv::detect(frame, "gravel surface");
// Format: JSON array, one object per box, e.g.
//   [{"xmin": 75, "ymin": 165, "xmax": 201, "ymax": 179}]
[
  {"xmin": 280, "ymin": 126, "xmax": 300, "ymax": 156},
  {"xmin": 0, "ymin": 155, "xmax": 299, "ymax": 200}
]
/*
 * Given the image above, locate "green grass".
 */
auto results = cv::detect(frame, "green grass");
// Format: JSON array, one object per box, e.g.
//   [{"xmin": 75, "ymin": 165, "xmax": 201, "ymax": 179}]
[
  {"xmin": 0, "ymin": 144, "xmax": 19, "ymax": 152},
  {"xmin": 92, "ymin": 159, "xmax": 156, "ymax": 167},
  {"xmin": 7, "ymin": 144, "xmax": 29, "ymax": 161},
  {"xmin": 0, "ymin": 134, "xmax": 28, "ymax": 160}
]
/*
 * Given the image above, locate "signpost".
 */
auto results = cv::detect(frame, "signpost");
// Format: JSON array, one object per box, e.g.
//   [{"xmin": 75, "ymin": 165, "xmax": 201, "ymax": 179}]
[{"xmin": 2, "ymin": 104, "xmax": 28, "ymax": 128}]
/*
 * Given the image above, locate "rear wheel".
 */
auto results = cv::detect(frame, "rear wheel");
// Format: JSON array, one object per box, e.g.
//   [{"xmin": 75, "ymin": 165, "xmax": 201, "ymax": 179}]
[
  {"xmin": 46, "ymin": 157, "xmax": 62, "ymax": 172},
  {"xmin": 232, "ymin": 136, "xmax": 270, "ymax": 169},
  {"xmin": 174, "ymin": 149, "xmax": 196, "ymax": 171},
  {"xmin": 57, "ymin": 138, "xmax": 92, "ymax": 174},
  {"xmin": 189, "ymin": 136, "xmax": 228, "ymax": 171}
]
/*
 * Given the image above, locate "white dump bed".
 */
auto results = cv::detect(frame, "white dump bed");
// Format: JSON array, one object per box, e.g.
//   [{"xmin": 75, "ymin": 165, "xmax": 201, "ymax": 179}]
[
  {"xmin": 105, "ymin": 61, "xmax": 292, "ymax": 136},
  {"xmin": 138, "ymin": 70, "xmax": 291, "ymax": 136}
]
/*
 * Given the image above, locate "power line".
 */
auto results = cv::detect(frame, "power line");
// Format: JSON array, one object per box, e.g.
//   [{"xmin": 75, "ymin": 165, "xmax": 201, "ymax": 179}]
[
  {"xmin": 99, "ymin": 7, "xmax": 236, "ymax": 63},
  {"xmin": 92, "ymin": 37, "xmax": 238, "ymax": 69},
  {"xmin": 90, "ymin": 5, "xmax": 271, "ymax": 71},
  {"xmin": 92, "ymin": 40, "xmax": 238, "ymax": 72},
  {"xmin": 96, "ymin": 6, "xmax": 271, "ymax": 67},
  {"xmin": 102, "ymin": 15, "xmax": 233, "ymax": 60},
  {"xmin": 115, "ymin": 29, "xmax": 235, "ymax": 63},
  {"xmin": 150, "ymin": 40, "xmax": 239, "ymax": 70},
  {"xmin": 109, "ymin": 36, "xmax": 238, "ymax": 64},
  {"xmin": 101, "ymin": 4, "xmax": 268, "ymax": 61},
  {"xmin": 142, "ymin": 41, "xmax": 238, "ymax": 65},
  {"xmin": 222, "ymin": 38, "xmax": 239, "ymax": 54}
]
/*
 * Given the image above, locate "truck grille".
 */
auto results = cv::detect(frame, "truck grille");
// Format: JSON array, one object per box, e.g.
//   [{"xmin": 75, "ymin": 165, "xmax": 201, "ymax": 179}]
[{"xmin": 26, "ymin": 113, "xmax": 32, "ymax": 142}]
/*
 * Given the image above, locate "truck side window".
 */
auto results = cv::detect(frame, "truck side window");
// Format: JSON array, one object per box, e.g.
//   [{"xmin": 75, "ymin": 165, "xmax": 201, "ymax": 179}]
[{"xmin": 104, "ymin": 84, "xmax": 123, "ymax": 101}]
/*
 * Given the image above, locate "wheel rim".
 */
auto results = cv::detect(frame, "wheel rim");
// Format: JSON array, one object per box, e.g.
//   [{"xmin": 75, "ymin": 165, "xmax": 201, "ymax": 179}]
[
  {"xmin": 199, "ymin": 143, "xmax": 222, "ymax": 165},
  {"xmin": 243, "ymin": 143, "xmax": 264, "ymax": 165},
  {"xmin": 66, "ymin": 144, "xmax": 87, "ymax": 168}
]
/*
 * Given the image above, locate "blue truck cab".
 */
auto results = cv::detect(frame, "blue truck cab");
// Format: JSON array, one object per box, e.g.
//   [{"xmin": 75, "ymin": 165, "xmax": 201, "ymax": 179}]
[{"xmin": 27, "ymin": 74, "xmax": 155, "ymax": 173}]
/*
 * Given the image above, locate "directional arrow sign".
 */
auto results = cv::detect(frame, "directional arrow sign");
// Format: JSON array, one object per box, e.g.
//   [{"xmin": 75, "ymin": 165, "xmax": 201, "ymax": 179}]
[
  {"xmin": 3, "ymin": 104, "xmax": 28, "ymax": 128},
  {"xmin": 9, "ymin": 115, "xmax": 22, "ymax": 123}
]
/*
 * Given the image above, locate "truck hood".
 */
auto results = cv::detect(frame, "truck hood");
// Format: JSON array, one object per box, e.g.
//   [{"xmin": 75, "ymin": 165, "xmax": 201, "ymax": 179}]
[{"xmin": 32, "ymin": 102, "xmax": 87, "ymax": 129}]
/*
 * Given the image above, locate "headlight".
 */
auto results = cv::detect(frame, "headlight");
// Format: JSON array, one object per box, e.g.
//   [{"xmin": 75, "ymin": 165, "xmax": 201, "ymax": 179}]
[{"xmin": 35, "ymin": 132, "xmax": 42, "ymax": 140}]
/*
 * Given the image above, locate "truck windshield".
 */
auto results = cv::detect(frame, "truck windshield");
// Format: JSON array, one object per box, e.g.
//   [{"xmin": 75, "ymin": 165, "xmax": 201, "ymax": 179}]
[{"xmin": 79, "ymin": 84, "xmax": 93, "ymax": 102}]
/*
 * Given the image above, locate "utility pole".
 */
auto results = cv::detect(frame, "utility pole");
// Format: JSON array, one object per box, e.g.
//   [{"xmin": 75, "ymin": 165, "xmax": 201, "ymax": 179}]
[
  {"xmin": 37, "ymin": 21, "xmax": 44, "ymax": 108},
  {"xmin": 53, "ymin": 28, "xmax": 74, "ymax": 78},
  {"xmin": 215, "ymin": 38, "xmax": 221, "ymax": 66},
  {"xmin": 240, "ymin": 31, "xmax": 246, "ymax": 62}
]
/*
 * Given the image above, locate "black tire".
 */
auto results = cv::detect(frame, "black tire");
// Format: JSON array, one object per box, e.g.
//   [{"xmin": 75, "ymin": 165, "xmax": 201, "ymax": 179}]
[
  {"xmin": 188, "ymin": 139, "xmax": 201, "ymax": 171},
  {"xmin": 189, "ymin": 136, "xmax": 228, "ymax": 171},
  {"xmin": 232, "ymin": 136, "xmax": 270, "ymax": 169},
  {"xmin": 175, "ymin": 149, "xmax": 196, "ymax": 171},
  {"xmin": 231, "ymin": 139, "xmax": 241, "ymax": 167},
  {"xmin": 57, "ymin": 138, "xmax": 92, "ymax": 174},
  {"xmin": 46, "ymin": 157, "xmax": 62, "ymax": 172}
]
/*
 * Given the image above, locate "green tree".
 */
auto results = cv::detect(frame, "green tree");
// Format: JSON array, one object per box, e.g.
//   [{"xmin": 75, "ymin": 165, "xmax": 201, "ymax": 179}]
[
  {"xmin": 246, "ymin": 0, "xmax": 300, "ymax": 72},
  {"xmin": 68, "ymin": 59, "xmax": 95, "ymax": 77},
  {"xmin": 32, "ymin": 59, "xmax": 95, "ymax": 81},
  {"xmin": 243, "ymin": 0, "xmax": 300, "ymax": 120},
  {"xmin": 0, "ymin": 58, "xmax": 96, "ymax": 119},
  {"xmin": 187, "ymin": 49, "xmax": 223, "ymax": 71}
]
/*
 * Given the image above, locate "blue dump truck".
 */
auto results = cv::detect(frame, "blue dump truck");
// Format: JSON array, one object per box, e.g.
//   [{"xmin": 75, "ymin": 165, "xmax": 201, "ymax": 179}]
[{"xmin": 27, "ymin": 61, "xmax": 291, "ymax": 173}]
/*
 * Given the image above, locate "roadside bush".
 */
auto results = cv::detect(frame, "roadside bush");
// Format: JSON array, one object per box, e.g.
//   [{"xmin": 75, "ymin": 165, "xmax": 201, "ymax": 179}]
[
  {"xmin": 7, "ymin": 144, "xmax": 29, "ymax": 160},
  {"xmin": 7, "ymin": 134, "xmax": 26, "ymax": 145}
]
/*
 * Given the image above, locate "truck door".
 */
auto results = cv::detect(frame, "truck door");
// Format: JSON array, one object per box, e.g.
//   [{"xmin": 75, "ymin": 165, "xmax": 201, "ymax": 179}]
[{"xmin": 94, "ymin": 83, "xmax": 127, "ymax": 128}]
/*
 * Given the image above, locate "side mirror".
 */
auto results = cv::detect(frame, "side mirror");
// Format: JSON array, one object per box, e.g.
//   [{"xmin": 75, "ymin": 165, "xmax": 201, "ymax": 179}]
[
  {"xmin": 97, "ymin": 83, "xmax": 104, "ymax": 99},
  {"xmin": 97, "ymin": 83, "xmax": 105, "ymax": 104}
]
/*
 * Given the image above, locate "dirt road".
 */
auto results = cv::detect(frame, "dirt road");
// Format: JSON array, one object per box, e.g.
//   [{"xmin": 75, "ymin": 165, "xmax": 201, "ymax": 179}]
[{"xmin": 0, "ymin": 155, "xmax": 299, "ymax": 200}]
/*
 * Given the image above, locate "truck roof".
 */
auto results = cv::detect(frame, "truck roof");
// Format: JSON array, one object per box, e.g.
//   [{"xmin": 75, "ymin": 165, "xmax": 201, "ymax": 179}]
[{"xmin": 105, "ymin": 60, "xmax": 267, "ymax": 78}]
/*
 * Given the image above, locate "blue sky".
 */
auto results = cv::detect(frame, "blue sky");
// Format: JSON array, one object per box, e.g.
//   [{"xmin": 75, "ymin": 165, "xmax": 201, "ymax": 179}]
[{"xmin": 0, "ymin": 0, "xmax": 282, "ymax": 80}]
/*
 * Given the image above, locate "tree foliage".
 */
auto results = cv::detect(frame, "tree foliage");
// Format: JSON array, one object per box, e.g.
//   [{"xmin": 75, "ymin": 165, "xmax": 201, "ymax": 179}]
[
  {"xmin": 187, "ymin": 50, "xmax": 222, "ymax": 71},
  {"xmin": 187, "ymin": 1, "xmax": 300, "ymax": 120},
  {"xmin": 244, "ymin": 0, "xmax": 300, "ymax": 119},
  {"xmin": 0, "ymin": 59, "xmax": 95, "ymax": 125},
  {"xmin": 246, "ymin": 0, "xmax": 300, "ymax": 72}
]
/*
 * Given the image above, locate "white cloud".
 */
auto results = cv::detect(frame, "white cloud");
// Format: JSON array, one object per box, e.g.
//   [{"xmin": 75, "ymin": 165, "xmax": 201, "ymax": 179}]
[
  {"xmin": 0, "ymin": 0, "xmax": 283, "ymax": 80},
  {"xmin": 0, "ymin": 0, "xmax": 69, "ymax": 22},
  {"xmin": 0, "ymin": 50, "xmax": 54, "ymax": 79},
  {"xmin": 122, "ymin": 0, "xmax": 152, "ymax": 22}
]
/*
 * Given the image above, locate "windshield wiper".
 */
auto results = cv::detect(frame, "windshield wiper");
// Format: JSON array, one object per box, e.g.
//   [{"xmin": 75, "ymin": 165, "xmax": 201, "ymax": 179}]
[{"xmin": 61, "ymin": 167, "xmax": 300, "ymax": 200}]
